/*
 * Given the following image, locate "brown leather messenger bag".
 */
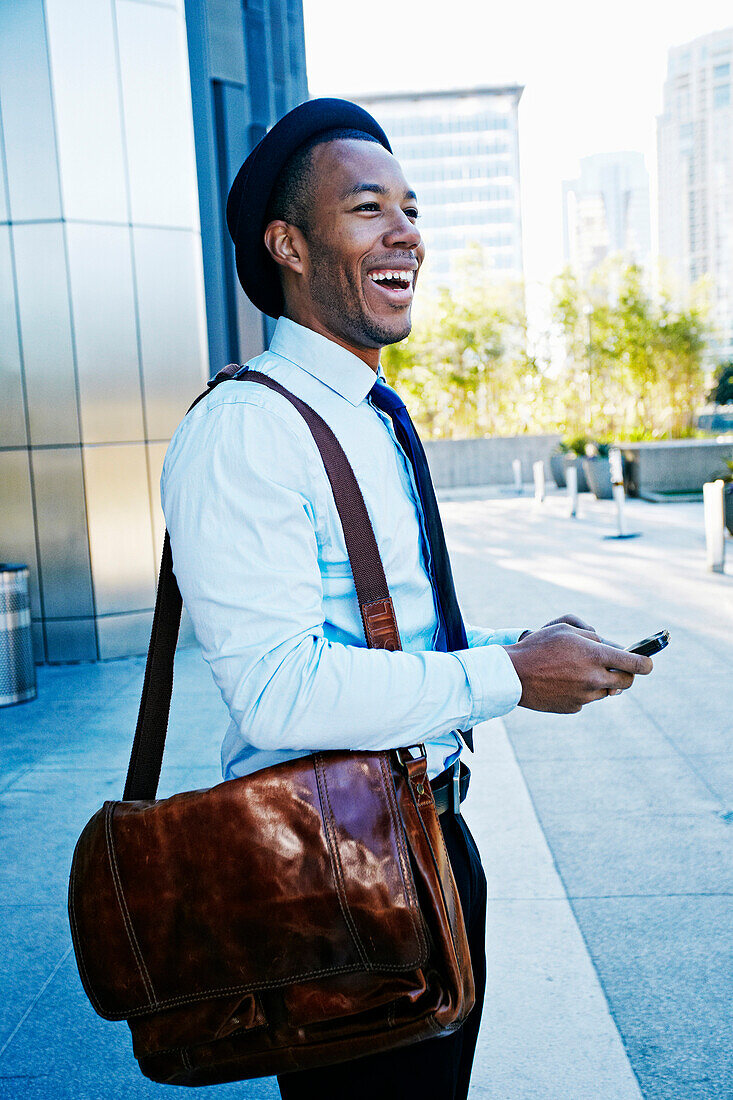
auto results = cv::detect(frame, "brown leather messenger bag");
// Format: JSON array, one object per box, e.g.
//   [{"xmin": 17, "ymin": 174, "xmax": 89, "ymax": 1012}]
[{"xmin": 67, "ymin": 369, "xmax": 474, "ymax": 1086}]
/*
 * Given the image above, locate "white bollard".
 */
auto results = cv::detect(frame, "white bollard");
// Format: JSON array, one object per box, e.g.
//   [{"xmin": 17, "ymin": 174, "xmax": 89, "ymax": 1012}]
[
  {"xmin": 512, "ymin": 458, "xmax": 522, "ymax": 495},
  {"xmin": 603, "ymin": 447, "xmax": 641, "ymax": 540},
  {"xmin": 609, "ymin": 447, "xmax": 626, "ymax": 535},
  {"xmin": 533, "ymin": 460, "xmax": 545, "ymax": 504},
  {"xmin": 566, "ymin": 464, "xmax": 578, "ymax": 518},
  {"xmin": 703, "ymin": 480, "xmax": 726, "ymax": 573}
]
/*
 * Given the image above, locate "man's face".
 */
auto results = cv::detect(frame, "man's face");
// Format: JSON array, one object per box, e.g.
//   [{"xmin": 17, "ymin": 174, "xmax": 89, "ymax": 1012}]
[{"xmin": 296, "ymin": 139, "xmax": 425, "ymax": 350}]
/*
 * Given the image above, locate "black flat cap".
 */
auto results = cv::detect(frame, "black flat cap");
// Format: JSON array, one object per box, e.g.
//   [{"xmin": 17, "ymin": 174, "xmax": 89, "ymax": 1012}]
[{"xmin": 225, "ymin": 98, "xmax": 391, "ymax": 319}]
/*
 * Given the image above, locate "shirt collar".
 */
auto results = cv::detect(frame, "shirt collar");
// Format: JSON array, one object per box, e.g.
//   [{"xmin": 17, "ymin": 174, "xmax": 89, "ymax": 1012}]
[{"xmin": 268, "ymin": 317, "xmax": 380, "ymax": 406}]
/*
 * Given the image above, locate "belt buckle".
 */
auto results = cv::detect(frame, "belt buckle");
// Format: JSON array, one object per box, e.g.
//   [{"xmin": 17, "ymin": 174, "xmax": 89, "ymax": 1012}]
[{"xmin": 452, "ymin": 760, "xmax": 461, "ymax": 816}]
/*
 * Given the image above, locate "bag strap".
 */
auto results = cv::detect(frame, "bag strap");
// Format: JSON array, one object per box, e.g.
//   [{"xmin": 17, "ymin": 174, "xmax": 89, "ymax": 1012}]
[{"xmin": 123, "ymin": 368, "xmax": 402, "ymax": 801}]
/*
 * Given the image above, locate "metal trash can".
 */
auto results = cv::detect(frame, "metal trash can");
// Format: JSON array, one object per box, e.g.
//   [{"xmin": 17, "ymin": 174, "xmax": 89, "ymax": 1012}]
[{"xmin": 0, "ymin": 563, "xmax": 37, "ymax": 707}]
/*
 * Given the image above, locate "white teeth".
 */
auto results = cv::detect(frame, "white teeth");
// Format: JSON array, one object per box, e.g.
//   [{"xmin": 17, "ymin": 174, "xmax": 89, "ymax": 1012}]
[{"xmin": 368, "ymin": 270, "xmax": 414, "ymax": 285}]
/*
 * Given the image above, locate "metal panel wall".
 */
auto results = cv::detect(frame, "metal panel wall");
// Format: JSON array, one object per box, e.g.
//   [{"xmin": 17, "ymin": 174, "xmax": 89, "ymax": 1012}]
[
  {"xmin": 44, "ymin": 0, "xmax": 128, "ymax": 224},
  {"xmin": 0, "ymin": 0, "xmax": 209, "ymax": 662},
  {"xmin": 12, "ymin": 223, "xmax": 80, "ymax": 447},
  {"xmin": 0, "ymin": 0, "xmax": 307, "ymax": 662},
  {"xmin": 0, "ymin": 0, "xmax": 61, "ymax": 222},
  {"xmin": 66, "ymin": 223, "xmax": 145, "ymax": 444},
  {"xmin": 0, "ymin": 227, "xmax": 27, "ymax": 448}
]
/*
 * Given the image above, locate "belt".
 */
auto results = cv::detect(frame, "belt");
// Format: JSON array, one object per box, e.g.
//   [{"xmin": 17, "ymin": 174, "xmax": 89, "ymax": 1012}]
[{"xmin": 430, "ymin": 761, "xmax": 470, "ymax": 816}]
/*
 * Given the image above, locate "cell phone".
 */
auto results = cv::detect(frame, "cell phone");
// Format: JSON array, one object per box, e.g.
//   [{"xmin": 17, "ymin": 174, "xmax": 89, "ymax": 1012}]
[{"xmin": 626, "ymin": 630, "xmax": 670, "ymax": 656}]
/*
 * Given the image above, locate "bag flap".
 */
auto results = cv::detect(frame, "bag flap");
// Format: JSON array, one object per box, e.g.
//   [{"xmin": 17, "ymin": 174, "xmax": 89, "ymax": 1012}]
[{"xmin": 69, "ymin": 751, "xmax": 428, "ymax": 1020}]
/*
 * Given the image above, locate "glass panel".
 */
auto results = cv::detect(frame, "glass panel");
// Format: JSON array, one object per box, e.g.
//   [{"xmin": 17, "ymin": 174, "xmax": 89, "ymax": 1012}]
[
  {"xmin": 45, "ymin": 618, "xmax": 97, "ymax": 663},
  {"xmin": 96, "ymin": 610, "xmax": 152, "ymax": 661},
  {"xmin": 0, "ymin": 0, "xmax": 62, "ymax": 221},
  {"xmin": 0, "ymin": 227, "xmax": 26, "ymax": 447},
  {"xmin": 12, "ymin": 223, "xmax": 79, "ymax": 446},
  {"xmin": 0, "ymin": 449, "xmax": 42, "ymax": 618},
  {"xmin": 31, "ymin": 446, "xmax": 95, "ymax": 620},
  {"xmin": 66, "ymin": 222, "xmax": 145, "ymax": 444},
  {"xmin": 133, "ymin": 227, "xmax": 209, "ymax": 438},
  {"xmin": 43, "ymin": 0, "xmax": 127, "ymax": 223},
  {"xmin": 82, "ymin": 442, "xmax": 156, "ymax": 615},
  {"xmin": 115, "ymin": 1, "xmax": 199, "ymax": 228},
  {"xmin": 205, "ymin": 0, "xmax": 246, "ymax": 82}
]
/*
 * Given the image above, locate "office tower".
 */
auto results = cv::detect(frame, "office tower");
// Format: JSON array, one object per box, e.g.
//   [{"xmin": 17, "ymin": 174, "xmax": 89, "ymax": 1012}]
[
  {"xmin": 562, "ymin": 152, "xmax": 652, "ymax": 284},
  {"xmin": 0, "ymin": 0, "xmax": 307, "ymax": 662},
  {"xmin": 354, "ymin": 87, "xmax": 524, "ymax": 286},
  {"xmin": 657, "ymin": 27, "xmax": 733, "ymax": 360}
]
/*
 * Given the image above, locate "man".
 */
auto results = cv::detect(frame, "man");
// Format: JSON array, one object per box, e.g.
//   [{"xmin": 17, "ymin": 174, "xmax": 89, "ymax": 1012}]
[{"xmin": 161, "ymin": 99, "xmax": 651, "ymax": 1099}]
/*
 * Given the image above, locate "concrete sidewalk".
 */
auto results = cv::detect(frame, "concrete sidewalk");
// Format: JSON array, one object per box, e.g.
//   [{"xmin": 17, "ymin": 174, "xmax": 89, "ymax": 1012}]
[{"xmin": 1, "ymin": 489, "xmax": 730, "ymax": 1098}]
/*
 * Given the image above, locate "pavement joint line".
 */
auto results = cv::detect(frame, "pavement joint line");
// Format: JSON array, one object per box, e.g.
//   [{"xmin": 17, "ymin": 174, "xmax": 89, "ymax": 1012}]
[
  {"xmin": 473, "ymin": 718, "xmax": 644, "ymax": 1098},
  {"xmin": 0, "ymin": 945, "xmax": 72, "ymax": 1062},
  {"xmin": 632, "ymin": 693, "xmax": 733, "ymax": 811}
]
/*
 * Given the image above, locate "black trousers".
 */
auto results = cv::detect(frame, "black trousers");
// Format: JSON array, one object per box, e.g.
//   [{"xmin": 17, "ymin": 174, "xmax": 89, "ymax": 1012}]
[{"xmin": 277, "ymin": 810, "xmax": 487, "ymax": 1100}]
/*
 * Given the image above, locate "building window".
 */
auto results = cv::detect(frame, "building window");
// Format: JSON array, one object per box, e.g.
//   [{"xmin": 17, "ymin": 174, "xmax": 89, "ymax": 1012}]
[{"xmin": 714, "ymin": 84, "xmax": 730, "ymax": 108}]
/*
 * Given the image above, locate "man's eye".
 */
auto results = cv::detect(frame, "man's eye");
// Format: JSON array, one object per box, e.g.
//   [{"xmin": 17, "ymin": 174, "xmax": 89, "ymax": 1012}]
[
  {"xmin": 404, "ymin": 208, "xmax": 420, "ymax": 219},
  {"xmin": 355, "ymin": 202, "xmax": 380, "ymax": 212}
]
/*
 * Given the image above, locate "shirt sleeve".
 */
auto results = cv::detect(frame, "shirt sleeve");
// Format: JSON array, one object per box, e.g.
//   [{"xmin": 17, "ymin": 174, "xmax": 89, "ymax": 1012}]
[
  {"xmin": 161, "ymin": 399, "xmax": 522, "ymax": 757},
  {"xmin": 465, "ymin": 622, "xmax": 528, "ymax": 648}
]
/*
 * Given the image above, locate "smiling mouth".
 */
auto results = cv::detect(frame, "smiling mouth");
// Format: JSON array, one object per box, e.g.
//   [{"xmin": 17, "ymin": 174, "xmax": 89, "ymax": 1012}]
[{"xmin": 367, "ymin": 269, "xmax": 415, "ymax": 293}]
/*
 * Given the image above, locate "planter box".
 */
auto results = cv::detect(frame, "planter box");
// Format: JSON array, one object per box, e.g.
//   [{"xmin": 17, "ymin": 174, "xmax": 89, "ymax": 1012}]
[
  {"xmin": 550, "ymin": 453, "xmax": 566, "ymax": 488},
  {"xmin": 563, "ymin": 454, "xmax": 589, "ymax": 493},
  {"xmin": 582, "ymin": 456, "xmax": 613, "ymax": 499},
  {"xmin": 620, "ymin": 441, "xmax": 733, "ymax": 499}
]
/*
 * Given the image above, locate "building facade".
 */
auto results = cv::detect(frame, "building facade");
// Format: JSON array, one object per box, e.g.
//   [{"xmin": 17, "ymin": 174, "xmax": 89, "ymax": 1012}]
[
  {"xmin": 0, "ymin": 0, "xmax": 307, "ymax": 663},
  {"xmin": 353, "ymin": 87, "xmax": 524, "ymax": 287},
  {"xmin": 657, "ymin": 26, "xmax": 733, "ymax": 361},
  {"xmin": 562, "ymin": 152, "xmax": 652, "ymax": 285}
]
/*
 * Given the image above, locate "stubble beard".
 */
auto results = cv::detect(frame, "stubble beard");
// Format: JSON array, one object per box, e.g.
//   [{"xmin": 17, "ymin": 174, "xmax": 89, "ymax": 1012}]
[{"xmin": 306, "ymin": 239, "xmax": 412, "ymax": 349}]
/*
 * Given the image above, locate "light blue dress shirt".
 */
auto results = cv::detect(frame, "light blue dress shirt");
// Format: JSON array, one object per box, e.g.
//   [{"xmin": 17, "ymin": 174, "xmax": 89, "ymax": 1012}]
[{"xmin": 161, "ymin": 317, "xmax": 524, "ymax": 782}]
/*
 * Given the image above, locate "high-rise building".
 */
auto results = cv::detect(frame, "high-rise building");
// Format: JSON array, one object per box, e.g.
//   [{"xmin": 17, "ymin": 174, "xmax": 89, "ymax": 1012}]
[
  {"xmin": 657, "ymin": 26, "xmax": 733, "ymax": 360},
  {"xmin": 562, "ymin": 152, "xmax": 652, "ymax": 285},
  {"xmin": 353, "ymin": 87, "xmax": 524, "ymax": 287},
  {"xmin": 0, "ymin": 0, "xmax": 307, "ymax": 663}
]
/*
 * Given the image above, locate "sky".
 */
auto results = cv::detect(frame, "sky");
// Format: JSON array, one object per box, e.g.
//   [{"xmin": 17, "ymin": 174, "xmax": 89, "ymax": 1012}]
[{"xmin": 302, "ymin": 0, "xmax": 733, "ymax": 305}]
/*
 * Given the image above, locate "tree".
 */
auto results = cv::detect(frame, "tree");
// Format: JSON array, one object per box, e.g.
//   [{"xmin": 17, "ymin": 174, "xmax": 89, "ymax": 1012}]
[{"xmin": 708, "ymin": 362, "xmax": 733, "ymax": 405}]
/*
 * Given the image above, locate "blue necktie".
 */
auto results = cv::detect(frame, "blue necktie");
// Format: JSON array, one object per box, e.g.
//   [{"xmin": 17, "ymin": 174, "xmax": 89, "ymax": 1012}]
[{"xmin": 370, "ymin": 377, "xmax": 473, "ymax": 751}]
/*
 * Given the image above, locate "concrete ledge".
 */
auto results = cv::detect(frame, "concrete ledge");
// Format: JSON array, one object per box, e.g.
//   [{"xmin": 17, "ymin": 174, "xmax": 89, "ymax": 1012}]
[
  {"xmin": 424, "ymin": 434, "xmax": 561, "ymax": 489},
  {"xmin": 620, "ymin": 440, "xmax": 733, "ymax": 495}
]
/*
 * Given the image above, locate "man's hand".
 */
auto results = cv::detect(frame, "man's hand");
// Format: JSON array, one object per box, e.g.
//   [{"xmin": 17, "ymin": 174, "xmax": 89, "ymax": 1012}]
[
  {"xmin": 503, "ymin": 623, "xmax": 653, "ymax": 714},
  {"xmin": 540, "ymin": 613, "xmax": 595, "ymax": 632}
]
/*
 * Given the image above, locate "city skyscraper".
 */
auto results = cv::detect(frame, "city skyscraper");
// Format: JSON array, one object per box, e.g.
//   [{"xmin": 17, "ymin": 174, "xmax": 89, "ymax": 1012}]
[
  {"xmin": 562, "ymin": 152, "xmax": 652, "ymax": 285},
  {"xmin": 657, "ymin": 26, "xmax": 733, "ymax": 361},
  {"xmin": 353, "ymin": 87, "xmax": 524, "ymax": 287}
]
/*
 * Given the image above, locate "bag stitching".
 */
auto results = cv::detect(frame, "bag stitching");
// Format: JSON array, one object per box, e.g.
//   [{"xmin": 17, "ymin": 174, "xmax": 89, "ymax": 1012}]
[
  {"xmin": 378, "ymin": 754, "xmax": 429, "ymax": 962},
  {"xmin": 405, "ymin": 781, "xmax": 466, "ymax": 979},
  {"xmin": 104, "ymin": 803, "xmax": 156, "ymax": 1006},
  {"xmin": 68, "ymin": 838, "xmax": 106, "ymax": 1017},
  {"xmin": 105, "ymin": 960, "xmax": 372, "ymax": 1020},
  {"xmin": 313, "ymin": 754, "xmax": 371, "ymax": 970}
]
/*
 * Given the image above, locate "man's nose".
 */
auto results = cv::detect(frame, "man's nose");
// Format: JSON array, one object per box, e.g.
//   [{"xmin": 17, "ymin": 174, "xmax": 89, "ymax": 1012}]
[{"xmin": 383, "ymin": 209, "xmax": 422, "ymax": 252}]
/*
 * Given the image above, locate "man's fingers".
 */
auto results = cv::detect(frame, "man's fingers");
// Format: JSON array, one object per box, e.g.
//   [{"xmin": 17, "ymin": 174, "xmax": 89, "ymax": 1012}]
[
  {"xmin": 600, "ymin": 645, "xmax": 653, "ymax": 675},
  {"xmin": 603, "ymin": 670, "xmax": 635, "ymax": 691},
  {"xmin": 546, "ymin": 613, "xmax": 596, "ymax": 631}
]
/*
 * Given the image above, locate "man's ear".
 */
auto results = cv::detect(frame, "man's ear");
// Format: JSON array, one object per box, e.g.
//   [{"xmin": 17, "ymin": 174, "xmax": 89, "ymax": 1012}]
[{"xmin": 263, "ymin": 220, "xmax": 305, "ymax": 274}]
